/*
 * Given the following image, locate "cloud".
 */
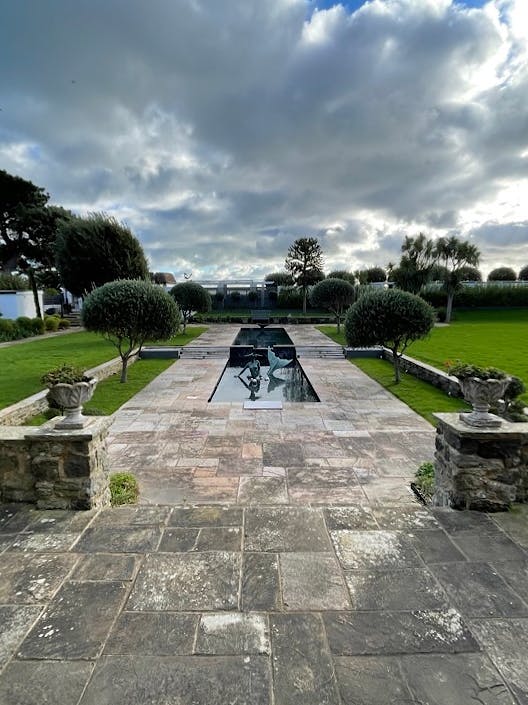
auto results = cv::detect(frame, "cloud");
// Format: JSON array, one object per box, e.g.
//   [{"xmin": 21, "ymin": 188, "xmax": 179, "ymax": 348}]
[{"xmin": 0, "ymin": 0, "xmax": 527, "ymax": 279}]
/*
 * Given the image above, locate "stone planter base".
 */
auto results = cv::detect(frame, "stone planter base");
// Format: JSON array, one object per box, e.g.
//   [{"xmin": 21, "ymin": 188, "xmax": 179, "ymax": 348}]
[
  {"xmin": 433, "ymin": 413, "xmax": 528, "ymax": 512},
  {"xmin": 0, "ymin": 416, "xmax": 113, "ymax": 510}
]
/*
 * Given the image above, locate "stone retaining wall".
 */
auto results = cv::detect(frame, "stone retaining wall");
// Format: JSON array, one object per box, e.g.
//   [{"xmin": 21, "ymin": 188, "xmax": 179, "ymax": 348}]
[
  {"xmin": 0, "ymin": 416, "xmax": 112, "ymax": 509},
  {"xmin": 381, "ymin": 349, "xmax": 461, "ymax": 396},
  {"xmin": 433, "ymin": 413, "xmax": 528, "ymax": 511}
]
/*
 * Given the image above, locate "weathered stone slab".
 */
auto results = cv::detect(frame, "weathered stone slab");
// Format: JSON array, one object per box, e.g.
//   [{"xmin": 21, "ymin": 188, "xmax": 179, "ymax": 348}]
[
  {"xmin": 0, "ymin": 504, "xmax": 32, "ymax": 532},
  {"xmin": 244, "ymin": 507, "xmax": 330, "ymax": 552},
  {"xmin": 492, "ymin": 559, "xmax": 528, "ymax": 599},
  {"xmin": 331, "ymin": 530, "xmax": 420, "ymax": 569},
  {"xmin": 0, "ymin": 553, "xmax": 77, "ymax": 603},
  {"xmin": 280, "ymin": 553, "xmax": 350, "ymax": 610},
  {"xmin": 373, "ymin": 505, "xmax": 440, "ymax": 530},
  {"xmin": 237, "ymin": 477, "xmax": 288, "ymax": 504},
  {"xmin": 430, "ymin": 563, "xmax": 528, "ymax": 618},
  {"xmin": 17, "ymin": 581, "xmax": 128, "ymax": 659},
  {"xmin": 79, "ymin": 655, "xmax": 271, "ymax": 705},
  {"xmin": 71, "ymin": 553, "xmax": 139, "ymax": 581},
  {"xmin": 91, "ymin": 505, "xmax": 171, "ymax": 527},
  {"xmin": 451, "ymin": 530, "xmax": 527, "ymax": 563},
  {"xmin": 271, "ymin": 613, "xmax": 340, "ymax": 705},
  {"xmin": 24, "ymin": 509, "xmax": 96, "ymax": 534},
  {"xmin": 491, "ymin": 505, "xmax": 528, "ymax": 549},
  {"xmin": 470, "ymin": 618, "xmax": 528, "ymax": 705},
  {"xmin": 195, "ymin": 613, "xmax": 269, "ymax": 654},
  {"xmin": 334, "ymin": 656, "xmax": 413, "ymax": 704},
  {"xmin": 127, "ymin": 552, "xmax": 240, "ymax": 611},
  {"xmin": 105, "ymin": 612, "xmax": 197, "ymax": 655},
  {"xmin": 75, "ymin": 526, "xmax": 162, "ymax": 553},
  {"xmin": 0, "ymin": 660, "xmax": 93, "ymax": 705},
  {"xmin": 323, "ymin": 505, "xmax": 378, "ymax": 530},
  {"xmin": 407, "ymin": 529, "xmax": 466, "ymax": 563},
  {"xmin": 241, "ymin": 553, "xmax": 281, "ymax": 611},
  {"xmin": 0, "ymin": 605, "xmax": 43, "ymax": 670},
  {"xmin": 263, "ymin": 441, "xmax": 304, "ymax": 466},
  {"xmin": 0, "ymin": 534, "xmax": 15, "ymax": 553},
  {"xmin": 158, "ymin": 527, "xmax": 200, "ymax": 552},
  {"xmin": 431, "ymin": 508, "xmax": 499, "ymax": 534},
  {"xmin": 169, "ymin": 505, "xmax": 243, "ymax": 527},
  {"xmin": 344, "ymin": 567, "xmax": 448, "ymax": 611},
  {"xmin": 400, "ymin": 653, "xmax": 516, "ymax": 705},
  {"xmin": 8, "ymin": 532, "xmax": 79, "ymax": 552},
  {"xmin": 323, "ymin": 609, "xmax": 479, "ymax": 655}
]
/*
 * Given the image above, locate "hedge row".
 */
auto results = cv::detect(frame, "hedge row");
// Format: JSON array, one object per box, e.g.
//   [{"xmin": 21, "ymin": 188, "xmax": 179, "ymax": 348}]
[
  {"xmin": 421, "ymin": 285, "xmax": 528, "ymax": 308},
  {"xmin": 0, "ymin": 314, "xmax": 70, "ymax": 342}
]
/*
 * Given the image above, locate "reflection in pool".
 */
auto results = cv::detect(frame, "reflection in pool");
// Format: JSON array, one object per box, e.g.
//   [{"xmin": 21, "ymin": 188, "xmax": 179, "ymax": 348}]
[{"xmin": 209, "ymin": 359, "xmax": 320, "ymax": 403}]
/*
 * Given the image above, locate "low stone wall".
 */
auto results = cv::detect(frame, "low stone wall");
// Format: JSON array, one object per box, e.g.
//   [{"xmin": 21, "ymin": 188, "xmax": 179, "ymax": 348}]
[
  {"xmin": 0, "ymin": 416, "xmax": 112, "ymax": 510},
  {"xmin": 433, "ymin": 413, "xmax": 528, "ymax": 511},
  {"xmin": 0, "ymin": 353, "xmax": 139, "ymax": 426},
  {"xmin": 381, "ymin": 349, "xmax": 461, "ymax": 396}
]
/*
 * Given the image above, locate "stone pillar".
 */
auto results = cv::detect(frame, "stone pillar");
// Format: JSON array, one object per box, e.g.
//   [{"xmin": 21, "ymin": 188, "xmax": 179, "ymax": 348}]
[
  {"xmin": 0, "ymin": 417, "xmax": 113, "ymax": 510},
  {"xmin": 433, "ymin": 413, "xmax": 528, "ymax": 512}
]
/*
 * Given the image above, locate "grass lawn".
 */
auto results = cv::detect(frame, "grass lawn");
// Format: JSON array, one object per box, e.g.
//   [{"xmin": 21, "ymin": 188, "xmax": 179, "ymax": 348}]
[
  {"xmin": 0, "ymin": 326, "xmax": 207, "ymax": 411},
  {"xmin": 318, "ymin": 308, "xmax": 528, "ymax": 422}
]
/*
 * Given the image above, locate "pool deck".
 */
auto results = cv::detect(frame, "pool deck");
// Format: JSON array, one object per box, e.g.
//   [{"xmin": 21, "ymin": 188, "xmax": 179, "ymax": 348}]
[{"xmin": 1, "ymin": 324, "xmax": 527, "ymax": 704}]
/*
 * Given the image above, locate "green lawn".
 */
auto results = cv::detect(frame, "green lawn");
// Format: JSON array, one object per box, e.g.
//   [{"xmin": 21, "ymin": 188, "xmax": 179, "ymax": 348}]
[
  {"xmin": 0, "ymin": 326, "xmax": 207, "ymax": 410},
  {"xmin": 318, "ymin": 308, "xmax": 528, "ymax": 422}
]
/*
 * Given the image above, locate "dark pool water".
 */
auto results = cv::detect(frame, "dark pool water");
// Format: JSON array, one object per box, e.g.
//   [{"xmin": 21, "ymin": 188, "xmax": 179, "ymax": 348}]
[
  {"xmin": 209, "ymin": 359, "xmax": 319, "ymax": 403},
  {"xmin": 232, "ymin": 327, "xmax": 293, "ymax": 347}
]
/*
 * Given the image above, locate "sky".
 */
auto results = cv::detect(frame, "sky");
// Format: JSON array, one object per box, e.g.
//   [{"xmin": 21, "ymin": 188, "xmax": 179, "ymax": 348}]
[{"xmin": 1, "ymin": 0, "xmax": 527, "ymax": 281}]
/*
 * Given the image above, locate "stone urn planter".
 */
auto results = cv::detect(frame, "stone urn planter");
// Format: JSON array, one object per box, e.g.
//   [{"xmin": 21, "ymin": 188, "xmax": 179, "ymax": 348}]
[
  {"xmin": 447, "ymin": 362, "xmax": 510, "ymax": 428},
  {"xmin": 42, "ymin": 364, "xmax": 97, "ymax": 430}
]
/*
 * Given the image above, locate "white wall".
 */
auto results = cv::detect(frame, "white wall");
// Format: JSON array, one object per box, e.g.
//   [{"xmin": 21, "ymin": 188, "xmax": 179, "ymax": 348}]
[{"xmin": 0, "ymin": 290, "xmax": 43, "ymax": 319}]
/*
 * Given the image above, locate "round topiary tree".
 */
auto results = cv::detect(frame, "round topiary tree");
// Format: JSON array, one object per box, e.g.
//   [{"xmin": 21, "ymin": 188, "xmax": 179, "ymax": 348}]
[
  {"xmin": 309, "ymin": 278, "xmax": 355, "ymax": 333},
  {"xmin": 327, "ymin": 270, "xmax": 355, "ymax": 285},
  {"xmin": 488, "ymin": 267, "xmax": 517, "ymax": 282},
  {"xmin": 82, "ymin": 280, "xmax": 180, "ymax": 382},
  {"xmin": 345, "ymin": 289, "xmax": 435, "ymax": 383},
  {"xmin": 169, "ymin": 281, "xmax": 211, "ymax": 333},
  {"xmin": 55, "ymin": 212, "xmax": 149, "ymax": 296},
  {"xmin": 365, "ymin": 266, "xmax": 387, "ymax": 283},
  {"xmin": 518, "ymin": 265, "xmax": 528, "ymax": 281}
]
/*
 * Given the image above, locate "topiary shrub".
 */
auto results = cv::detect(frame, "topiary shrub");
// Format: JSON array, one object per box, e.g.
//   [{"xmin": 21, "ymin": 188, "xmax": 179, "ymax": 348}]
[
  {"xmin": 519, "ymin": 265, "xmax": 528, "ymax": 281},
  {"xmin": 345, "ymin": 288, "xmax": 435, "ymax": 383},
  {"xmin": 169, "ymin": 282, "xmax": 211, "ymax": 333},
  {"xmin": 0, "ymin": 318, "xmax": 16, "ymax": 341},
  {"xmin": 309, "ymin": 278, "xmax": 355, "ymax": 333},
  {"xmin": 488, "ymin": 267, "xmax": 517, "ymax": 281},
  {"xmin": 30, "ymin": 317, "xmax": 45, "ymax": 335},
  {"xmin": 44, "ymin": 315, "xmax": 60, "ymax": 332},
  {"xmin": 82, "ymin": 279, "xmax": 181, "ymax": 382},
  {"xmin": 58, "ymin": 318, "xmax": 71, "ymax": 329},
  {"xmin": 277, "ymin": 286, "xmax": 303, "ymax": 309},
  {"xmin": 15, "ymin": 316, "xmax": 33, "ymax": 337}
]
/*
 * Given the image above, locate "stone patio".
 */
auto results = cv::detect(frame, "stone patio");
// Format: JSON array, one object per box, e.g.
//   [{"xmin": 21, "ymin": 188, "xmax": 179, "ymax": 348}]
[{"xmin": 1, "ymin": 325, "xmax": 527, "ymax": 704}]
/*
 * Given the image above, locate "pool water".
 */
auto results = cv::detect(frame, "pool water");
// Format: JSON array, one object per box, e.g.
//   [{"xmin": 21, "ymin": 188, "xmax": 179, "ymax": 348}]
[
  {"xmin": 232, "ymin": 327, "xmax": 293, "ymax": 347},
  {"xmin": 209, "ymin": 359, "xmax": 320, "ymax": 403}
]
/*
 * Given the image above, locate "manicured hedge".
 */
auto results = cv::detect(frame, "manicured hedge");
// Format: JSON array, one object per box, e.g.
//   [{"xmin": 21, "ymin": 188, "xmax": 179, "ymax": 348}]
[{"xmin": 421, "ymin": 284, "xmax": 528, "ymax": 308}]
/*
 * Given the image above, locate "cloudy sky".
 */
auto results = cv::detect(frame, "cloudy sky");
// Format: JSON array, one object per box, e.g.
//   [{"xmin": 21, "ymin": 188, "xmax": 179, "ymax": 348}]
[{"xmin": 1, "ymin": 0, "xmax": 527, "ymax": 280}]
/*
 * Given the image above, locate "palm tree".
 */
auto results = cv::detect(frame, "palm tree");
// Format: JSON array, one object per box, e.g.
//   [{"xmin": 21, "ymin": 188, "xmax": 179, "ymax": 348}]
[{"xmin": 434, "ymin": 236, "xmax": 480, "ymax": 323}]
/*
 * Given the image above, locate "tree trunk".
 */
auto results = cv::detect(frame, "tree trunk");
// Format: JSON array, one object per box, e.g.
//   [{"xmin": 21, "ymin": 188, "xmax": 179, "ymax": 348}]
[
  {"xmin": 28, "ymin": 269, "xmax": 42, "ymax": 319},
  {"xmin": 393, "ymin": 347, "xmax": 401, "ymax": 383},
  {"xmin": 302, "ymin": 288, "xmax": 307, "ymax": 314},
  {"xmin": 120, "ymin": 356, "xmax": 129, "ymax": 383},
  {"xmin": 336, "ymin": 315, "xmax": 341, "ymax": 334},
  {"xmin": 182, "ymin": 316, "xmax": 187, "ymax": 334},
  {"xmin": 445, "ymin": 292, "xmax": 454, "ymax": 324}
]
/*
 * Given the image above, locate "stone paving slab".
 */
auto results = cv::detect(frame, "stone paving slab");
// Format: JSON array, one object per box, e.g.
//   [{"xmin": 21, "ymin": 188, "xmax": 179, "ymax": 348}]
[{"xmin": 0, "ymin": 660, "xmax": 95, "ymax": 705}]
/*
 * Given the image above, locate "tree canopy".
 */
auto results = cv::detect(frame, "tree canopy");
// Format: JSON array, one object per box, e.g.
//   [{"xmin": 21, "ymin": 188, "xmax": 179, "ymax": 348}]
[
  {"xmin": 327, "ymin": 270, "xmax": 355, "ymax": 285},
  {"xmin": 285, "ymin": 237, "xmax": 324, "ymax": 313},
  {"xmin": 169, "ymin": 281, "xmax": 211, "ymax": 332},
  {"xmin": 345, "ymin": 288, "xmax": 434, "ymax": 383},
  {"xmin": 309, "ymin": 278, "xmax": 355, "ymax": 332},
  {"xmin": 82, "ymin": 280, "xmax": 180, "ymax": 382},
  {"xmin": 433, "ymin": 236, "xmax": 480, "ymax": 323},
  {"xmin": 264, "ymin": 272, "xmax": 294, "ymax": 287},
  {"xmin": 488, "ymin": 267, "xmax": 517, "ymax": 281},
  {"xmin": 55, "ymin": 212, "xmax": 149, "ymax": 296},
  {"xmin": 391, "ymin": 233, "xmax": 435, "ymax": 294},
  {"xmin": 519, "ymin": 265, "xmax": 528, "ymax": 282}
]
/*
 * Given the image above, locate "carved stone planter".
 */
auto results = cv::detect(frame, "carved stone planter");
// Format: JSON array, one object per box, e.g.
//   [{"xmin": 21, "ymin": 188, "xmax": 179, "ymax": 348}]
[
  {"xmin": 46, "ymin": 378, "xmax": 97, "ymax": 429},
  {"xmin": 458, "ymin": 376, "xmax": 510, "ymax": 428}
]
